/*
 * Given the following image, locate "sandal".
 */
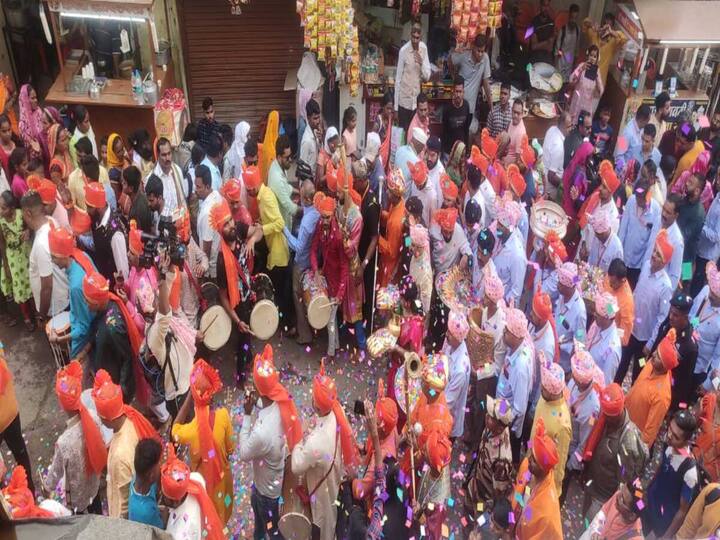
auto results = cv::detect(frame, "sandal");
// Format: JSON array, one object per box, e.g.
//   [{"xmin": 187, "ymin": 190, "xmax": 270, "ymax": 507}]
[{"xmin": 24, "ymin": 319, "xmax": 35, "ymax": 332}]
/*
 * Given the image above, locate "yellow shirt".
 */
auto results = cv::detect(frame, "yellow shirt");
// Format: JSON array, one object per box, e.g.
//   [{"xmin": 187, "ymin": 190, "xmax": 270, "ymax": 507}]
[
  {"xmin": 678, "ymin": 483, "xmax": 720, "ymax": 539},
  {"xmin": 0, "ymin": 357, "xmax": 18, "ymax": 432},
  {"xmin": 257, "ymin": 183, "xmax": 289, "ymax": 269},
  {"xmin": 68, "ymin": 165, "xmax": 111, "ymax": 210},
  {"xmin": 172, "ymin": 407, "xmax": 235, "ymax": 524},
  {"xmin": 530, "ymin": 397, "xmax": 572, "ymax": 495},
  {"xmin": 107, "ymin": 418, "xmax": 139, "ymax": 519},
  {"xmin": 672, "ymin": 139, "xmax": 705, "ymax": 185},
  {"xmin": 583, "ymin": 18, "xmax": 628, "ymax": 85}
]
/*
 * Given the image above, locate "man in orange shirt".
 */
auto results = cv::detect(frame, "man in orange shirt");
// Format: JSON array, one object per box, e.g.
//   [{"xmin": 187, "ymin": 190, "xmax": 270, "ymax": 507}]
[
  {"xmin": 604, "ymin": 257, "xmax": 634, "ymax": 346},
  {"xmin": 378, "ymin": 167, "xmax": 406, "ymax": 287},
  {"xmin": 625, "ymin": 328, "xmax": 676, "ymax": 446},
  {"xmin": 512, "ymin": 418, "xmax": 563, "ymax": 540}
]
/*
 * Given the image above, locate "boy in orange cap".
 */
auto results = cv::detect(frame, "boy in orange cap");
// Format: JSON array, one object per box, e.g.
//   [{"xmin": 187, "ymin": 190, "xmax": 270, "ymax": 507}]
[{"xmin": 84, "ymin": 180, "xmax": 128, "ymax": 286}]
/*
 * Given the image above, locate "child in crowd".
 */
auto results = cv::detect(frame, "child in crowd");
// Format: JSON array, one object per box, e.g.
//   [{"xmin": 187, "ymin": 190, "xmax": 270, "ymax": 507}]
[
  {"xmin": 8, "ymin": 147, "xmax": 28, "ymax": 200},
  {"xmin": 128, "ymin": 437, "xmax": 165, "ymax": 528},
  {"xmin": 342, "ymin": 106, "xmax": 358, "ymax": 157},
  {"xmin": 592, "ymin": 106, "xmax": 614, "ymax": 158},
  {"xmin": 0, "ymin": 190, "xmax": 34, "ymax": 330}
]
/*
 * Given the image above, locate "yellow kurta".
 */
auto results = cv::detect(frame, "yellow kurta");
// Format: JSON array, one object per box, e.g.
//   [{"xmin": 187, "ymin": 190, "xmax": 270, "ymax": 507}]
[
  {"xmin": 107, "ymin": 419, "xmax": 139, "ymax": 519},
  {"xmin": 582, "ymin": 19, "xmax": 628, "ymax": 85},
  {"xmin": 68, "ymin": 165, "xmax": 111, "ymax": 210},
  {"xmin": 529, "ymin": 397, "xmax": 572, "ymax": 495},
  {"xmin": 672, "ymin": 139, "xmax": 705, "ymax": 185},
  {"xmin": 257, "ymin": 184, "xmax": 290, "ymax": 269},
  {"xmin": 172, "ymin": 407, "xmax": 235, "ymax": 524}
]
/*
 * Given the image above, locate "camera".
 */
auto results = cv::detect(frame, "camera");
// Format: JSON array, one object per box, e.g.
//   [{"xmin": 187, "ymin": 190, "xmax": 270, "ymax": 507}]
[{"xmin": 139, "ymin": 215, "xmax": 187, "ymax": 269}]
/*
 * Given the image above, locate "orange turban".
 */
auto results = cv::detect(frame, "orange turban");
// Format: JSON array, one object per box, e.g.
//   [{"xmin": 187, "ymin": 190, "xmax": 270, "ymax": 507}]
[
  {"xmin": 326, "ymin": 162, "xmax": 340, "ymax": 193},
  {"xmin": 314, "ymin": 192, "xmax": 337, "ymax": 217},
  {"xmin": 27, "ymin": 176, "xmax": 57, "ymax": 204},
  {"xmin": 48, "ymin": 223, "xmax": 74, "ymax": 258},
  {"xmin": 520, "ymin": 135, "xmax": 536, "ymax": 168},
  {"xmin": 71, "ymin": 208, "xmax": 91, "ymax": 235},
  {"xmin": 433, "ymin": 207, "xmax": 458, "ymax": 233},
  {"xmin": 49, "ymin": 158, "xmax": 66, "ymax": 179},
  {"xmin": 2, "ymin": 466, "xmax": 54, "ymax": 519},
  {"xmin": 507, "ymin": 164, "xmax": 526, "ymax": 197},
  {"xmin": 189, "ymin": 359, "xmax": 223, "ymax": 491},
  {"xmin": 220, "ymin": 178, "xmax": 243, "ymax": 203},
  {"xmin": 470, "ymin": 145, "xmax": 490, "ymax": 175},
  {"xmin": 209, "ymin": 199, "xmax": 233, "ymax": 233},
  {"xmin": 55, "ymin": 361, "xmax": 108, "ymax": 475},
  {"xmin": 82, "ymin": 271, "xmax": 110, "ymax": 306},
  {"xmin": 84, "ymin": 182, "xmax": 106, "ymax": 208},
  {"xmin": 425, "ymin": 429, "xmax": 452, "ymax": 472},
  {"xmin": 252, "ymin": 344, "xmax": 303, "ymax": 450},
  {"xmin": 481, "ymin": 128, "xmax": 498, "ymax": 160},
  {"xmin": 175, "ymin": 210, "xmax": 191, "ymax": 243},
  {"xmin": 583, "ymin": 383, "xmax": 625, "ymax": 462},
  {"xmin": 599, "ymin": 160, "xmax": 620, "ymax": 193},
  {"xmin": 408, "ymin": 160, "xmax": 429, "ymax": 187},
  {"xmin": 657, "ymin": 328, "xmax": 679, "ymax": 370},
  {"xmin": 532, "ymin": 418, "xmax": 559, "ymax": 474},
  {"xmin": 375, "ymin": 379, "xmax": 398, "ymax": 440},
  {"xmin": 545, "ymin": 231, "xmax": 568, "ymax": 264},
  {"xmin": 242, "ymin": 165, "xmax": 262, "ymax": 190},
  {"xmin": 91, "ymin": 369, "xmax": 159, "ymax": 440},
  {"xmin": 654, "ymin": 229, "xmax": 674, "ymax": 265},
  {"xmin": 440, "ymin": 174, "xmax": 459, "ymax": 199},
  {"xmin": 532, "ymin": 289, "xmax": 553, "ymax": 322},
  {"xmin": 129, "ymin": 220, "xmax": 143, "ymax": 256},
  {"xmin": 312, "ymin": 360, "xmax": 359, "ymax": 466},
  {"xmin": 161, "ymin": 444, "xmax": 225, "ymax": 540}
]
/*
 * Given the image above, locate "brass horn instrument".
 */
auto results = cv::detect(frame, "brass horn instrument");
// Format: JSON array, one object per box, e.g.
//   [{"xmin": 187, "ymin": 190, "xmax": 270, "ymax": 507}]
[{"xmin": 404, "ymin": 352, "xmax": 422, "ymax": 380}]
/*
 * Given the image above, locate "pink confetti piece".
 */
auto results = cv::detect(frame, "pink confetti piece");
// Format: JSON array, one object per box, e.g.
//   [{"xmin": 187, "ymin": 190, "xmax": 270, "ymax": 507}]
[{"xmin": 524, "ymin": 26, "xmax": 535, "ymax": 40}]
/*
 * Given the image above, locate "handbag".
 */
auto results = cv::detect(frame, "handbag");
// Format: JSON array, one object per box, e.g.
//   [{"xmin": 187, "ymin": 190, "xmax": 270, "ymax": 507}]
[{"xmin": 296, "ymin": 430, "xmax": 340, "ymax": 505}]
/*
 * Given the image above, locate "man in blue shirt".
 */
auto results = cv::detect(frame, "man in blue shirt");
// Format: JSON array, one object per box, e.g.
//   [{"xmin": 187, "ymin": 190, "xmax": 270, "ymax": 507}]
[
  {"xmin": 632, "ymin": 124, "xmax": 661, "ymax": 179},
  {"xmin": 618, "ymin": 182, "xmax": 661, "ymax": 287},
  {"xmin": 615, "ymin": 104, "xmax": 651, "ymax": 167},
  {"xmin": 284, "ymin": 180, "xmax": 320, "ymax": 345}
]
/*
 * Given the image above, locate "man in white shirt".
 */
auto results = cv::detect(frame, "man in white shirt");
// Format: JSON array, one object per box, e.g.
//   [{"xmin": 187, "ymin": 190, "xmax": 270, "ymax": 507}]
[
  {"xmin": 492, "ymin": 198, "xmax": 527, "ymax": 304},
  {"xmin": 395, "ymin": 22, "xmax": 431, "ymax": 131},
  {"xmin": 195, "ymin": 164, "xmax": 223, "ymax": 278},
  {"xmin": 542, "ymin": 112, "xmax": 572, "ymax": 201},
  {"xmin": 299, "ymin": 99, "xmax": 322, "ymax": 175},
  {"xmin": 651, "ymin": 193, "xmax": 685, "ymax": 291},
  {"xmin": 395, "ymin": 128, "xmax": 427, "ymax": 196},
  {"xmin": 408, "ymin": 160, "xmax": 437, "ymax": 225},
  {"xmin": 585, "ymin": 210, "xmax": 623, "ymax": 273},
  {"xmin": 23, "ymin": 191, "xmax": 69, "ymax": 321},
  {"xmin": 588, "ymin": 291, "xmax": 622, "ymax": 385},
  {"xmin": 443, "ymin": 310, "xmax": 471, "ymax": 440},
  {"xmin": 200, "ymin": 133, "xmax": 224, "ymax": 191},
  {"xmin": 463, "ymin": 163, "xmax": 490, "ymax": 227},
  {"xmin": 150, "ymin": 137, "xmax": 187, "ymax": 215},
  {"xmin": 426, "ymin": 135, "xmax": 446, "ymax": 209},
  {"xmin": 450, "ymin": 34, "xmax": 493, "ymax": 134}
]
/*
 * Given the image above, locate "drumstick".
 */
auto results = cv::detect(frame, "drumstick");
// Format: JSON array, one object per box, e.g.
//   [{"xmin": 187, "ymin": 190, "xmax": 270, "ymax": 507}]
[
  {"xmin": 202, "ymin": 313, "xmax": 220, "ymax": 332},
  {"xmin": 405, "ymin": 368, "xmax": 417, "ymax": 502},
  {"xmin": 316, "ymin": 300, "xmax": 338, "ymax": 310}
]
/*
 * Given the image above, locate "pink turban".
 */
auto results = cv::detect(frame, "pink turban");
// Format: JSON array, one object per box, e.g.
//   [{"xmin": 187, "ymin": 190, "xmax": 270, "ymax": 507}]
[
  {"xmin": 505, "ymin": 307, "xmax": 528, "ymax": 338},
  {"xmin": 707, "ymin": 262, "xmax": 720, "ymax": 297},
  {"xmin": 557, "ymin": 262, "xmax": 578, "ymax": 288},
  {"xmin": 448, "ymin": 310, "xmax": 469, "ymax": 341},
  {"xmin": 410, "ymin": 224, "xmax": 429, "ymax": 249},
  {"xmin": 571, "ymin": 348, "xmax": 597, "ymax": 385},
  {"xmin": 588, "ymin": 210, "xmax": 611, "ymax": 234},
  {"xmin": 594, "ymin": 291, "xmax": 619, "ymax": 319},
  {"xmin": 540, "ymin": 355, "xmax": 565, "ymax": 395},
  {"xmin": 483, "ymin": 266, "xmax": 505, "ymax": 303},
  {"xmin": 495, "ymin": 197, "xmax": 522, "ymax": 230}
]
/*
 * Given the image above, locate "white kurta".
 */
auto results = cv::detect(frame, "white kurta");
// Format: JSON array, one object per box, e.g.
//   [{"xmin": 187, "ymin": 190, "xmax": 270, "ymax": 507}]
[
  {"xmin": 165, "ymin": 472, "xmax": 205, "ymax": 540},
  {"xmin": 443, "ymin": 340, "xmax": 471, "ymax": 438},
  {"xmin": 291, "ymin": 412, "xmax": 343, "ymax": 540}
]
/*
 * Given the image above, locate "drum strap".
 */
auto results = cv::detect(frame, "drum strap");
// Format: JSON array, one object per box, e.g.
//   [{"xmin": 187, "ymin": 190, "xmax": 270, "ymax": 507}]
[
  {"xmin": 309, "ymin": 429, "xmax": 340, "ymax": 498},
  {"xmin": 184, "ymin": 261, "xmax": 207, "ymax": 311}
]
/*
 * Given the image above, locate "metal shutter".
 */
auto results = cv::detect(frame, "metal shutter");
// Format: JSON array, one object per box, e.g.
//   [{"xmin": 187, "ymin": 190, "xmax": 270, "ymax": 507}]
[{"xmin": 178, "ymin": 0, "xmax": 303, "ymax": 132}]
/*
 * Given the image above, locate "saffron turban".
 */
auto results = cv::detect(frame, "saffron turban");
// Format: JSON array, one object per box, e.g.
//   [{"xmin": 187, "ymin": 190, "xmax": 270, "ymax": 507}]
[
  {"xmin": 654, "ymin": 229, "xmax": 674, "ymax": 266},
  {"xmin": 48, "ymin": 224, "xmax": 74, "ymax": 258},
  {"xmin": 532, "ymin": 418, "xmax": 559, "ymax": 474},
  {"xmin": 129, "ymin": 219, "xmax": 143, "ymax": 256},
  {"xmin": 599, "ymin": 160, "xmax": 620, "ymax": 193},
  {"xmin": 532, "ymin": 289, "xmax": 553, "ymax": 323},
  {"xmin": 375, "ymin": 379, "xmax": 398, "ymax": 440},
  {"xmin": 209, "ymin": 199, "xmax": 233, "ymax": 233},
  {"xmin": 242, "ymin": 165, "xmax": 262, "ymax": 189},
  {"xmin": 71, "ymin": 208, "xmax": 91, "ymax": 235},
  {"xmin": 507, "ymin": 164, "xmax": 526, "ymax": 197},
  {"xmin": 439, "ymin": 174, "xmax": 458, "ymax": 199},
  {"xmin": 600, "ymin": 383, "xmax": 625, "ymax": 416},
  {"xmin": 386, "ymin": 167, "xmax": 406, "ymax": 197},
  {"xmin": 313, "ymin": 192, "xmax": 337, "ymax": 217},
  {"xmin": 657, "ymin": 328, "xmax": 679, "ymax": 370},
  {"xmin": 84, "ymin": 182, "xmax": 106, "ymax": 208},
  {"xmin": 27, "ymin": 176, "xmax": 56, "ymax": 204},
  {"xmin": 425, "ymin": 429, "xmax": 452, "ymax": 472},
  {"xmin": 188, "ymin": 359, "xmax": 223, "ymax": 490},
  {"xmin": 408, "ymin": 160, "xmax": 428, "ymax": 187},
  {"xmin": 433, "ymin": 207, "xmax": 458, "ymax": 233},
  {"xmin": 220, "ymin": 178, "xmax": 242, "ymax": 202},
  {"xmin": 82, "ymin": 271, "xmax": 109, "ymax": 305}
]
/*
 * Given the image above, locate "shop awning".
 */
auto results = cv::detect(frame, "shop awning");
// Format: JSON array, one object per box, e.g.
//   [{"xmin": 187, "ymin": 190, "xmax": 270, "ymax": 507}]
[
  {"xmin": 634, "ymin": 0, "xmax": 720, "ymax": 44},
  {"xmin": 46, "ymin": 0, "xmax": 154, "ymax": 19}
]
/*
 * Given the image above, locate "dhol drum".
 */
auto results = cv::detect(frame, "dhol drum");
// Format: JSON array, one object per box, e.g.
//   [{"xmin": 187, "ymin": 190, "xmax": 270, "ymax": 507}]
[
  {"xmin": 468, "ymin": 308, "xmax": 496, "ymax": 372},
  {"xmin": 199, "ymin": 282, "xmax": 232, "ymax": 351},
  {"xmin": 302, "ymin": 271, "xmax": 332, "ymax": 330},
  {"xmin": 279, "ymin": 464, "xmax": 312, "ymax": 540},
  {"xmin": 46, "ymin": 312, "xmax": 70, "ymax": 369},
  {"xmin": 250, "ymin": 273, "xmax": 279, "ymax": 341}
]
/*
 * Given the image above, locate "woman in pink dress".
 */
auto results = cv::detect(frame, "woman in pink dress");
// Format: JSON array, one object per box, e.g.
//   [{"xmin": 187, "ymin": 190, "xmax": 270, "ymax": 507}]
[
  {"xmin": 569, "ymin": 45, "xmax": 604, "ymax": 122},
  {"xmin": 17, "ymin": 85, "xmax": 44, "ymax": 163}
]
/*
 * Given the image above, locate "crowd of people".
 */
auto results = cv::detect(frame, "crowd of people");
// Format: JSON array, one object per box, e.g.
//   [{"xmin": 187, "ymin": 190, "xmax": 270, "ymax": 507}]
[{"xmin": 2, "ymin": 1, "xmax": 720, "ymax": 539}]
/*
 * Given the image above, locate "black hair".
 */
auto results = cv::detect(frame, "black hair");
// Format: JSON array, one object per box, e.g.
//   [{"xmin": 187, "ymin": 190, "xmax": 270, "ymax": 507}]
[
  {"xmin": 155, "ymin": 136, "xmax": 172, "ymax": 154},
  {"xmin": 191, "ymin": 143, "xmax": 206, "ymax": 166},
  {"xmin": 74, "ymin": 136, "xmax": 93, "ymax": 158},
  {"xmin": 20, "ymin": 190, "xmax": 43, "ymax": 211},
  {"xmin": 465, "ymin": 198, "xmax": 482, "ymax": 225},
  {"xmin": 0, "ymin": 190, "xmax": 16, "ymax": 210},
  {"xmin": 306, "ymin": 99, "xmax": 321, "ymax": 118},
  {"xmin": 679, "ymin": 123, "xmax": 698, "ymax": 142},
  {"xmin": 416, "ymin": 92, "xmax": 428, "ymax": 104},
  {"xmin": 0, "ymin": 114, "xmax": 9, "ymax": 128},
  {"xmin": 587, "ymin": 44, "xmax": 600, "ymax": 58},
  {"xmin": 399, "ymin": 274, "xmax": 424, "ymax": 315},
  {"xmin": 195, "ymin": 164, "xmax": 212, "ymax": 188},
  {"xmin": 244, "ymin": 138, "xmax": 258, "ymax": 158},
  {"xmin": 128, "ymin": 128, "xmax": 153, "ymax": 160},
  {"xmin": 145, "ymin": 174, "xmax": 164, "ymax": 199},
  {"xmin": 636, "ymin": 104, "xmax": 652, "ymax": 122},
  {"xmin": 406, "ymin": 196, "xmax": 424, "ymax": 220},
  {"xmin": 578, "ymin": 109, "xmax": 592, "ymax": 127},
  {"xmin": 643, "ymin": 124, "xmax": 657, "ymax": 139},
  {"xmin": 569, "ymin": 3, "xmax": 580, "ymax": 13},
  {"xmin": 275, "ymin": 134, "xmax": 292, "ymax": 158},
  {"xmin": 477, "ymin": 227, "xmax": 496, "ymax": 254},
  {"xmin": 134, "ymin": 438, "xmax": 162, "ymax": 477},
  {"xmin": 492, "ymin": 498, "xmax": 512, "ymax": 530},
  {"xmin": 655, "ymin": 91, "xmax": 671, "ymax": 110},
  {"xmin": 382, "ymin": 91, "xmax": 394, "ymax": 107},
  {"xmin": 99, "ymin": 135, "xmax": 109, "ymax": 147},
  {"xmin": 206, "ymin": 133, "xmax": 223, "ymax": 159},
  {"xmin": 467, "ymin": 163, "xmax": 483, "ymax": 190},
  {"xmin": 473, "ymin": 34, "xmax": 487, "ymax": 49},
  {"xmin": 219, "ymin": 124, "xmax": 234, "ymax": 146},
  {"xmin": 183, "ymin": 122, "xmax": 198, "ymax": 142},
  {"xmin": 81, "ymin": 155, "xmax": 100, "ymax": 182},
  {"xmin": 342, "ymin": 106, "xmax": 357, "ymax": 135},
  {"xmin": 122, "ymin": 166, "xmax": 142, "ymax": 194},
  {"xmin": 643, "ymin": 159, "xmax": 657, "ymax": 177},
  {"xmin": 69, "ymin": 104, "xmax": 89, "ymax": 132},
  {"xmin": 660, "ymin": 154, "xmax": 677, "ymax": 179},
  {"xmin": 8, "ymin": 147, "xmax": 27, "ymax": 178},
  {"xmin": 512, "ymin": 98, "xmax": 524, "ymax": 110},
  {"xmin": 598, "ymin": 104, "xmax": 612, "ymax": 115},
  {"xmin": 608, "ymin": 258, "xmax": 627, "ymax": 279},
  {"xmin": 202, "ymin": 97, "xmax": 214, "ymax": 111},
  {"xmin": 602, "ymin": 12, "xmax": 616, "ymax": 24},
  {"xmin": 665, "ymin": 193, "xmax": 683, "ymax": 212},
  {"xmin": 673, "ymin": 409, "xmax": 698, "ymax": 439},
  {"xmin": 453, "ymin": 75, "xmax": 465, "ymax": 87},
  {"xmin": 500, "ymin": 81, "xmax": 511, "ymax": 91},
  {"xmin": 27, "ymin": 157, "xmax": 43, "ymax": 174}
]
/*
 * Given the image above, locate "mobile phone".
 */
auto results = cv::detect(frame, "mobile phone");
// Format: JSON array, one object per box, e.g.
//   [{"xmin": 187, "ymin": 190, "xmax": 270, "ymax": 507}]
[
  {"xmin": 354, "ymin": 399, "xmax": 366, "ymax": 416},
  {"xmin": 586, "ymin": 64, "xmax": 598, "ymax": 81}
]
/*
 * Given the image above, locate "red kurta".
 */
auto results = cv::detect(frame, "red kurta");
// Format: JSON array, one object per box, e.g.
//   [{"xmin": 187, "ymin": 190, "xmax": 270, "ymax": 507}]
[{"xmin": 310, "ymin": 217, "xmax": 348, "ymax": 301}]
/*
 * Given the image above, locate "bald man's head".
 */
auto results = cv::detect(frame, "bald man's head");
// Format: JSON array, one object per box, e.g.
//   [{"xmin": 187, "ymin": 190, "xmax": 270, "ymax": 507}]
[{"xmin": 300, "ymin": 180, "xmax": 316, "ymax": 206}]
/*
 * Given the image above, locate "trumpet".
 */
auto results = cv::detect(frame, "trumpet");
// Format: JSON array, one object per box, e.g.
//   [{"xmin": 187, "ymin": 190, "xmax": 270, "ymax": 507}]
[{"xmin": 404, "ymin": 352, "xmax": 422, "ymax": 379}]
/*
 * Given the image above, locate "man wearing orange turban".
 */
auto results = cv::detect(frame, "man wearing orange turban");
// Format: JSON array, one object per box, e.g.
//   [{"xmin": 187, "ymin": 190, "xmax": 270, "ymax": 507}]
[
  {"xmin": 84, "ymin": 180, "xmax": 129, "ymax": 286},
  {"xmin": 577, "ymin": 159, "xmax": 620, "ymax": 250},
  {"xmin": 27, "ymin": 175, "xmax": 69, "ymax": 229},
  {"xmin": 2, "ymin": 466, "xmax": 57, "ymax": 519},
  {"xmin": 240, "ymin": 344, "xmax": 303, "ymax": 536},
  {"xmin": 528, "ymin": 289, "xmax": 560, "ymax": 421},
  {"xmin": 378, "ymin": 167, "xmax": 406, "ymax": 287},
  {"xmin": 615, "ymin": 227, "xmax": 673, "ymax": 385},
  {"xmin": 161, "ymin": 444, "xmax": 225, "ymax": 540},
  {"xmin": 512, "ymin": 418, "xmax": 563, "ymax": 540},
  {"xmin": 91, "ymin": 369, "xmax": 159, "ymax": 518},
  {"xmin": 170, "ymin": 208, "xmax": 209, "ymax": 327},
  {"xmin": 414, "ymin": 429, "xmax": 452, "ymax": 538},
  {"xmin": 582, "ymin": 383, "xmax": 647, "ymax": 520},
  {"xmin": 505, "ymin": 163, "xmax": 530, "ymax": 244},
  {"xmin": 625, "ymin": 328, "xmax": 675, "ymax": 446},
  {"xmin": 408, "ymin": 159, "xmax": 437, "ymax": 225},
  {"xmin": 42, "ymin": 360, "xmax": 106, "ymax": 513},
  {"xmin": 172, "ymin": 359, "xmax": 235, "ymax": 524},
  {"xmin": 292, "ymin": 361, "xmax": 359, "ymax": 540}
]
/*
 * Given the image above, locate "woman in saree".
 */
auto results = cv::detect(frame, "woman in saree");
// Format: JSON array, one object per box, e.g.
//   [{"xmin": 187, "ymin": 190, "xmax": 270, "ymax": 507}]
[
  {"xmin": 0, "ymin": 73, "xmax": 18, "ymax": 133},
  {"xmin": 446, "ymin": 140, "xmax": 467, "ymax": 188},
  {"xmin": 561, "ymin": 141, "xmax": 595, "ymax": 255},
  {"xmin": 48, "ymin": 124, "xmax": 74, "ymax": 181},
  {"xmin": 316, "ymin": 127, "xmax": 340, "ymax": 190},
  {"xmin": 17, "ymin": 84, "xmax": 44, "ymax": 163}
]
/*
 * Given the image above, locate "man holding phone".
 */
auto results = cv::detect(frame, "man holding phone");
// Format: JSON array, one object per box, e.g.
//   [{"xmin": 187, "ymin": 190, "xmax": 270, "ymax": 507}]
[
  {"xmin": 583, "ymin": 12, "xmax": 628, "ymax": 85},
  {"xmin": 395, "ymin": 22, "xmax": 431, "ymax": 132}
]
